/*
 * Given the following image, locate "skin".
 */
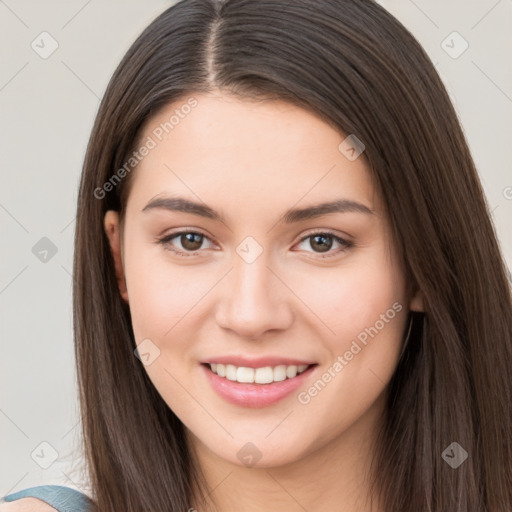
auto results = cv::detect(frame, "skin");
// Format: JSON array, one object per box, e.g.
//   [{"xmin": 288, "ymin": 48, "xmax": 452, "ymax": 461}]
[
  {"xmin": 0, "ymin": 499, "xmax": 58, "ymax": 511},
  {"xmin": 104, "ymin": 92, "xmax": 423, "ymax": 512}
]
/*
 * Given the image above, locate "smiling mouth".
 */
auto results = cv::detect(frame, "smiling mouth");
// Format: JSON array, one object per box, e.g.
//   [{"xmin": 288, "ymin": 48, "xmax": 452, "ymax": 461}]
[{"xmin": 201, "ymin": 362, "xmax": 318, "ymax": 385}]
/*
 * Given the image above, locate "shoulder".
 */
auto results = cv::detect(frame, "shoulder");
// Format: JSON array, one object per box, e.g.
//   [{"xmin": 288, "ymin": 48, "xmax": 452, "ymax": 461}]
[
  {"xmin": 0, "ymin": 485, "xmax": 93, "ymax": 512},
  {"xmin": 0, "ymin": 498, "xmax": 58, "ymax": 511}
]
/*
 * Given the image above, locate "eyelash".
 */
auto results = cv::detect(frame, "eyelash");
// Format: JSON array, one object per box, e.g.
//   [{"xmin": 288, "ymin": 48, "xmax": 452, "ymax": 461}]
[{"xmin": 157, "ymin": 229, "xmax": 354, "ymax": 259}]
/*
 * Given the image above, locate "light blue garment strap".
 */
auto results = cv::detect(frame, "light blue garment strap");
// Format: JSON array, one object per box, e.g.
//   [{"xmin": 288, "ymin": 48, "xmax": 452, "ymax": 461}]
[{"xmin": 1, "ymin": 485, "xmax": 93, "ymax": 511}]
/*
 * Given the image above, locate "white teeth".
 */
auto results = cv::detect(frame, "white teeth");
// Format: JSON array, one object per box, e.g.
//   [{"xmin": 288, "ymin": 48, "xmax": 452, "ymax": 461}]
[
  {"xmin": 208, "ymin": 363, "xmax": 312, "ymax": 384},
  {"xmin": 226, "ymin": 364, "xmax": 237, "ymax": 381},
  {"xmin": 273, "ymin": 365, "xmax": 287, "ymax": 382},
  {"xmin": 237, "ymin": 366, "xmax": 255, "ymax": 383},
  {"xmin": 286, "ymin": 365, "xmax": 298, "ymax": 378},
  {"xmin": 255, "ymin": 367, "xmax": 273, "ymax": 384}
]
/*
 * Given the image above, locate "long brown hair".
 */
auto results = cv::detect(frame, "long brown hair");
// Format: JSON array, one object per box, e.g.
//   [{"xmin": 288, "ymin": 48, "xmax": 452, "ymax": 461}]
[{"xmin": 73, "ymin": 0, "xmax": 512, "ymax": 510}]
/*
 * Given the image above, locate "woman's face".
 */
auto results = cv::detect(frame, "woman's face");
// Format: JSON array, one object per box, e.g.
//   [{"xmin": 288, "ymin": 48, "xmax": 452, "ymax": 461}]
[{"xmin": 105, "ymin": 92, "xmax": 422, "ymax": 468}]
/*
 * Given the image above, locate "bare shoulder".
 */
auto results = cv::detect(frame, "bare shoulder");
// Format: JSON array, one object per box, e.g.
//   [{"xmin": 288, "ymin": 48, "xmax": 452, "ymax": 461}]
[{"xmin": 0, "ymin": 497, "xmax": 58, "ymax": 511}]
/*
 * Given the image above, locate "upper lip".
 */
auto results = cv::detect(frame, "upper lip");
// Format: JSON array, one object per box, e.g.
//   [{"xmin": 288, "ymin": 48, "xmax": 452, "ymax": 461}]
[{"xmin": 202, "ymin": 356, "xmax": 317, "ymax": 368}]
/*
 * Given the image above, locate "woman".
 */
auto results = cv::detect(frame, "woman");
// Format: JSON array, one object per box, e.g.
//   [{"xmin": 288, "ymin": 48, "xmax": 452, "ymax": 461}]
[{"xmin": 2, "ymin": 0, "xmax": 511, "ymax": 510}]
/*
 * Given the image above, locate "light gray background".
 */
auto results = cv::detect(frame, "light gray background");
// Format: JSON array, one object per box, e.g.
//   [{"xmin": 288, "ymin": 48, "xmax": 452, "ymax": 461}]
[{"xmin": 1, "ymin": 0, "xmax": 511, "ymax": 499}]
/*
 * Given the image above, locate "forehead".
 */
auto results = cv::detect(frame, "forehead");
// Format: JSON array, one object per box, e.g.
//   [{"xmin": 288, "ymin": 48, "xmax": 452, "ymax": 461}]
[{"xmin": 127, "ymin": 92, "xmax": 380, "ymax": 217}]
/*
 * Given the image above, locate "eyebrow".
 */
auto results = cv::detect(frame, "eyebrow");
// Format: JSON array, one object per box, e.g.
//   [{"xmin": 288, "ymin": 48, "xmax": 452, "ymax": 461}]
[{"xmin": 142, "ymin": 195, "xmax": 375, "ymax": 223}]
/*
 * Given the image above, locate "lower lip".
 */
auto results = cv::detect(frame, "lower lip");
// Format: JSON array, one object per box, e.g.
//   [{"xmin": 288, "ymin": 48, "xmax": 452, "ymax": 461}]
[{"xmin": 201, "ymin": 363, "xmax": 317, "ymax": 408}]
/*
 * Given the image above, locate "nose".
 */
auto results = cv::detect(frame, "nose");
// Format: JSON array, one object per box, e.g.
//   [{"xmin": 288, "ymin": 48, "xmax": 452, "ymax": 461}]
[{"xmin": 214, "ymin": 251, "xmax": 294, "ymax": 340}]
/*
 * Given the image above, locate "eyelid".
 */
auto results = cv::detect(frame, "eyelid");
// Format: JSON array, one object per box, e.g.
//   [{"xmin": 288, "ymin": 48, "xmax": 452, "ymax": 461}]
[
  {"xmin": 157, "ymin": 227, "xmax": 216, "ymax": 254},
  {"xmin": 293, "ymin": 229, "xmax": 353, "ymax": 259},
  {"xmin": 296, "ymin": 227, "xmax": 353, "ymax": 243},
  {"xmin": 157, "ymin": 227, "xmax": 353, "ymax": 258}
]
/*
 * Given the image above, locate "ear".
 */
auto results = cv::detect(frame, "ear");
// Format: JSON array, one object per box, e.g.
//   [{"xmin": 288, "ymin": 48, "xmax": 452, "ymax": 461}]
[
  {"xmin": 104, "ymin": 210, "xmax": 129, "ymax": 303},
  {"xmin": 409, "ymin": 287, "xmax": 424, "ymax": 312}
]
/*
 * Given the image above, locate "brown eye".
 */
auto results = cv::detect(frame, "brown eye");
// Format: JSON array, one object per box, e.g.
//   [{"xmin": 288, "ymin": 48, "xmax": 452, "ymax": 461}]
[
  {"xmin": 295, "ymin": 231, "xmax": 353, "ymax": 258},
  {"xmin": 179, "ymin": 232, "xmax": 204, "ymax": 251},
  {"xmin": 309, "ymin": 233, "xmax": 334, "ymax": 253},
  {"xmin": 158, "ymin": 230, "xmax": 213, "ymax": 257}
]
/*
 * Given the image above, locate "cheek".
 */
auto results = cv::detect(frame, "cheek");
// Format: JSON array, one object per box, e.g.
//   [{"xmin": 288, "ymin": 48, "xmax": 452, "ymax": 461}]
[
  {"xmin": 291, "ymin": 259, "xmax": 407, "ymax": 443},
  {"xmin": 122, "ymin": 240, "xmax": 209, "ymax": 411},
  {"xmin": 123, "ymin": 235, "xmax": 207, "ymax": 344},
  {"xmin": 297, "ymin": 255, "xmax": 405, "ymax": 347}
]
